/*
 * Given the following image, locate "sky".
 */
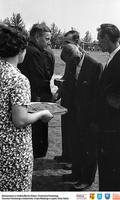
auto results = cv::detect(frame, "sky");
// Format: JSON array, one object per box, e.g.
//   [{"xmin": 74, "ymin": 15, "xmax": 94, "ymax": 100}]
[{"xmin": 0, "ymin": 0, "xmax": 120, "ymax": 40}]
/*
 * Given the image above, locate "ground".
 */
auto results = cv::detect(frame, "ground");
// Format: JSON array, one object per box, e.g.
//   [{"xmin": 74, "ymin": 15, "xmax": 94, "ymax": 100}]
[
  {"xmin": 32, "ymin": 115, "xmax": 99, "ymax": 191},
  {"xmin": 32, "ymin": 50, "xmax": 108, "ymax": 191}
]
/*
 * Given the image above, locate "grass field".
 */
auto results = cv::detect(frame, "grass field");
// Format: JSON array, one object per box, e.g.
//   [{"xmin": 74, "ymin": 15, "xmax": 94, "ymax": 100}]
[{"xmin": 32, "ymin": 50, "xmax": 108, "ymax": 191}]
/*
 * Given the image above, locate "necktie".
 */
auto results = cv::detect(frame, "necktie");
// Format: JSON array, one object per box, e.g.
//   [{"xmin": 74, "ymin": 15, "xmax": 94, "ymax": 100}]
[{"xmin": 75, "ymin": 54, "xmax": 85, "ymax": 79}]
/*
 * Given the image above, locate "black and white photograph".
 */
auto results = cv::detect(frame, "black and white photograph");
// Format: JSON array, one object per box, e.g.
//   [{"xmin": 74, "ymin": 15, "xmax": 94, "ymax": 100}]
[{"xmin": 0, "ymin": 0, "xmax": 120, "ymax": 193}]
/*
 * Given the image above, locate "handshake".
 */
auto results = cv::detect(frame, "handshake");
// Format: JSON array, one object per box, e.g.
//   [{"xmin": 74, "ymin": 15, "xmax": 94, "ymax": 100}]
[{"xmin": 52, "ymin": 78, "xmax": 65, "ymax": 102}]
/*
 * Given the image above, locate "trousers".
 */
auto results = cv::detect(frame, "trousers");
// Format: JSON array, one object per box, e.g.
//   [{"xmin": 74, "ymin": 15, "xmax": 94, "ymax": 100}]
[{"xmin": 97, "ymin": 131, "xmax": 120, "ymax": 191}]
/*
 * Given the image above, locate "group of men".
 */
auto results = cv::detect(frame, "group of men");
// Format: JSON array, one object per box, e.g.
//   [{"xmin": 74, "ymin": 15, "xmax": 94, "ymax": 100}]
[{"xmin": 19, "ymin": 22, "xmax": 120, "ymax": 191}]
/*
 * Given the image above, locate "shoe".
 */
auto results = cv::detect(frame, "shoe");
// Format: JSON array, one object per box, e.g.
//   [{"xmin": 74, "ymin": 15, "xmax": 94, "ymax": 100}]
[
  {"xmin": 62, "ymin": 163, "xmax": 72, "ymax": 170},
  {"xmin": 62, "ymin": 174, "xmax": 79, "ymax": 184},
  {"xmin": 54, "ymin": 156, "xmax": 71, "ymax": 163},
  {"xmin": 70, "ymin": 181, "xmax": 92, "ymax": 191}
]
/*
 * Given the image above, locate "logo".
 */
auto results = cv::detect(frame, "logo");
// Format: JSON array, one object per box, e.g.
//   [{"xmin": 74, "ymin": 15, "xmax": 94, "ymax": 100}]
[
  {"xmin": 90, "ymin": 193, "xmax": 95, "ymax": 200},
  {"xmin": 113, "ymin": 193, "xmax": 120, "ymax": 200},
  {"xmin": 105, "ymin": 193, "xmax": 110, "ymax": 199},
  {"xmin": 97, "ymin": 193, "xmax": 102, "ymax": 199}
]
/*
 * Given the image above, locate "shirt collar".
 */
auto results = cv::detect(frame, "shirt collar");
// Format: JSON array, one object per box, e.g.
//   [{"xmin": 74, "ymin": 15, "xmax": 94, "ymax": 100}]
[{"xmin": 107, "ymin": 45, "xmax": 120, "ymax": 64}]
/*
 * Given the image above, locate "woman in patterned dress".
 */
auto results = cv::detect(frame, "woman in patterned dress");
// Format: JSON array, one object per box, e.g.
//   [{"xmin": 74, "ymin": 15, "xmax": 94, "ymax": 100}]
[{"xmin": 0, "ymin": 25, "xmax": 53, "ymax": 191}]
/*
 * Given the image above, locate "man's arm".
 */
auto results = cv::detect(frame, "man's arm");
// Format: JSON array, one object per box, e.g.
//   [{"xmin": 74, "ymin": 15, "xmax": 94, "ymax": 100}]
[{"xmin": 44, "ymin": 48, "xmax": 55, "ymax": 80}]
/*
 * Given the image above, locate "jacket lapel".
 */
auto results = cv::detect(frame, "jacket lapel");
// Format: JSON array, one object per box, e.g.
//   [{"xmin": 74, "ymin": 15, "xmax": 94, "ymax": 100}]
[{"xmin": 100, "ymin": 49, "xmax": 120, "ymax": 88}]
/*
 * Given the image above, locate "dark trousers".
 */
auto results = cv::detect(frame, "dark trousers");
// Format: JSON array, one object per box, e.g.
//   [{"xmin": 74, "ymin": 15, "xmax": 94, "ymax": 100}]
[
  {"xmin": 32, "ymin": 120, "xmax": 48, "ymax": 158},
  {"xmin": 31, "ymin": 90, "xmax": 52, "ymax": 158},
  {"xmin": 71, "ymin": 128, "xmax": 97, "ymax": 183},
  {"xmin": 61, "ymin": 112, "xmax": 74, "ymax": 162},
  {"xmin": 60, "ymin": 94, "xmax": 74, "ymax": 162},
  {"xmin": 97, "ymin": 131, "xmax": 120, "ymax": 191},
  {"xmin": 61, "ymin": 100, "xmax": 97, "ymax": 183}
]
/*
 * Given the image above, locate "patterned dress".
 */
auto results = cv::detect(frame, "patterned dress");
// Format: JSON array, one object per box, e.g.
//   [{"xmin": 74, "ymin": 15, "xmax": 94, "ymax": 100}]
[{"xmin": 0, "ymin": 60, "xmax": 33, "ymax": 191}]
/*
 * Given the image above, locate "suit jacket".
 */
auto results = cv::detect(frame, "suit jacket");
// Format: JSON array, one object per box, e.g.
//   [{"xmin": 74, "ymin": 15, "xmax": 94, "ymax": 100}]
[
  {"xmin": 18, "ymin": 40, "xmax": 55, "ymax": 101},
  {"xmin": 60, "ymin": 44, "xmax": 102, "ymax": 130},
  {"xmin": 97, "ymin": 49, "xmax": 120, "ymax": 131}
]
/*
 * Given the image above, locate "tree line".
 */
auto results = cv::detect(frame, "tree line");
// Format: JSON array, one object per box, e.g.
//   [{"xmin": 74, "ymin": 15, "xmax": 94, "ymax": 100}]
[{"xmin": 0, "ymin": 13, "xmax": 99, "ymax": 50}]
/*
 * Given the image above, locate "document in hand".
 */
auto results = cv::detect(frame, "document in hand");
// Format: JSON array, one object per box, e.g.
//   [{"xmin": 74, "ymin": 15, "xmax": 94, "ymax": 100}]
[{"xmin": 28, "ymin": 102, "xmax": 67, "ymax": 115}]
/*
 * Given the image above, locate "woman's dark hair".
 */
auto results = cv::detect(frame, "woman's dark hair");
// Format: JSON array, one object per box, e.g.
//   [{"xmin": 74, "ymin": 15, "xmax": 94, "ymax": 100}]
[
  {"xmin": 0, "ymin": 24, "xmax": 28, "ymax": 58},
  {"xmin": 98, "ymin": 23, "xmax": 120, "ymax": 43}
]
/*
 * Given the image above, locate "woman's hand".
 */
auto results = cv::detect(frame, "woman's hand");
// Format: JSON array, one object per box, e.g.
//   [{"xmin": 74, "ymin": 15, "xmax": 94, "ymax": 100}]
[
  {"xmin": 40, "ymin": 110, "xmax": 53, "ymax": 123},
  {"xmin": 12, "ymin": 105, "xmax": 53, "ymax": 128}
]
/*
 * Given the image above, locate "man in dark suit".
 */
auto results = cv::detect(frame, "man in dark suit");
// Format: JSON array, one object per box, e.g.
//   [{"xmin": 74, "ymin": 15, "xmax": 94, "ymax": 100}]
[
  {"xmin": 54, "ymin": 31, "xmax": 83, "ymax": 163},
  {"xmin": 96, "ymin": 23, "xmax": 120, "ymax": 191},
  {"xmin": 18, "ymin": 23, "xmax": 55, "ymax": 158},
  {"xmin": 54, "ymin": 30, "xmax": 102, "ymax": 190}
]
